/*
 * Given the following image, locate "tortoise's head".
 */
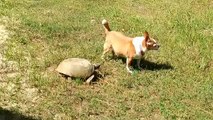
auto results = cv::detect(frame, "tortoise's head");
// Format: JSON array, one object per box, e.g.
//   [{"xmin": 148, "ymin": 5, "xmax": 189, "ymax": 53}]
[{"xmin": 93, "ymin": 63, "xmax": 101, "ymax": 69}]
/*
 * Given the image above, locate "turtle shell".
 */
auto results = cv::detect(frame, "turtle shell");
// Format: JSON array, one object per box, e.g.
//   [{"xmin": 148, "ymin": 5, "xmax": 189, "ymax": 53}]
[{"xmin": 56, "ymin": 58, "xmax": 94, "ymax": 79}]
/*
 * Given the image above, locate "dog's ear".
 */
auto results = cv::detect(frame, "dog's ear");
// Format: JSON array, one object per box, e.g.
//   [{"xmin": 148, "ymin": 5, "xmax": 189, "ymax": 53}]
[{"xmin": 144, "ymin": 31, "xmax": 149, "ymax": 42}]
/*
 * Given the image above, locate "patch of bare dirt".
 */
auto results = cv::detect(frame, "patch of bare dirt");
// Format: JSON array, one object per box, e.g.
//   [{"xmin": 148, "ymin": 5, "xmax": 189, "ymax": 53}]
[
  {"xmin": 0, "ymin": 17, "xmax": 19, "ymax": 75},
  {"xmin": 0, "ymin": 16, "xmax": 42, "ymax": 115}
]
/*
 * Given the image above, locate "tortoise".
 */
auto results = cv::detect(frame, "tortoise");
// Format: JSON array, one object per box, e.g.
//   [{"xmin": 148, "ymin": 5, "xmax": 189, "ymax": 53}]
[{"xmin": 56, "ymin": 58, "xmax": 101, "ymax": 83}]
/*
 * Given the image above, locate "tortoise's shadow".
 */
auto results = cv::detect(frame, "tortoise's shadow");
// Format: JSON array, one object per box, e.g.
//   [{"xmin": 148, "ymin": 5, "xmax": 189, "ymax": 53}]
[
  {"xmin": 60, "ymin": 70, "xmax": 104, "ymax": 84},
  {"xmin": 116, "ymin": 57, "xmax": 174, "ymax": 71}
]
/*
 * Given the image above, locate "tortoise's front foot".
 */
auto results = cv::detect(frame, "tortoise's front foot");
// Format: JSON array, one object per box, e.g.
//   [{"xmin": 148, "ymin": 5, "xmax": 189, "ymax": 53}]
[{"xmin": 85, "ymin": 74, "xmax": 95, "ymax": 84}]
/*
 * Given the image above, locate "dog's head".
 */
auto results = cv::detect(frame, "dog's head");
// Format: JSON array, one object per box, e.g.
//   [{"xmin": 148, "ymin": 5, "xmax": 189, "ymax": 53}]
[{"xmin": 143, "ymin": 31, "xmax": 160, "ymax": 50}]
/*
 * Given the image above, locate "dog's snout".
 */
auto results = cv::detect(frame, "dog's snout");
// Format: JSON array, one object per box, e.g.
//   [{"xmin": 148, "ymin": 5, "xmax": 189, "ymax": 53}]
[
  {"xmin": 157, "ymin": 44, "xmax": 160, "ymax": 48},
  {"xmin": 154, "ymin": 44, "xmax": 160, "ymax": 48}
]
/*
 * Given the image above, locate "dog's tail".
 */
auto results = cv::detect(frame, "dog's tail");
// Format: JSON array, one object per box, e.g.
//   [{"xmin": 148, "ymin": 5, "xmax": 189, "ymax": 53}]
[{"xmin": 102, "ymin": 19, "xmax": 111, "ymax": 34}]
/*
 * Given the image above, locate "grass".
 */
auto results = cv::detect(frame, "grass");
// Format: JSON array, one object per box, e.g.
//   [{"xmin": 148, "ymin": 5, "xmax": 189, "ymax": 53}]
[{"xmin": 0, "ymin": 0, "xmax": 213, "ymax": 119}]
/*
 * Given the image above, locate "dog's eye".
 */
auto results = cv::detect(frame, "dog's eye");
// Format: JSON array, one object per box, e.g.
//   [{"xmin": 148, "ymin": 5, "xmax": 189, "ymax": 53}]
[{"xmin": 147, "ymin": 42, "xmax": 152, "ymax": 45}]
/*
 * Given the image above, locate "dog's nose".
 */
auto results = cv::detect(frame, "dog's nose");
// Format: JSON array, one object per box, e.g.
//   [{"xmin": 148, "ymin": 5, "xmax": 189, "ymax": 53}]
[{"xmin": 157, "ymin": 44, "xmax": 160, "ymax": 48}]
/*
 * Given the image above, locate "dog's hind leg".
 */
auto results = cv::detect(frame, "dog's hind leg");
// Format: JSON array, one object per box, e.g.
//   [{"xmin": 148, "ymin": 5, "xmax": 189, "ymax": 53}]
[
  {"xmin": 101, "ymin": 43, "xmax": 111, "ymax": 60},
  {"xmin": 111, "ymin": 48, "xmax": 116, "ymax": 59}
]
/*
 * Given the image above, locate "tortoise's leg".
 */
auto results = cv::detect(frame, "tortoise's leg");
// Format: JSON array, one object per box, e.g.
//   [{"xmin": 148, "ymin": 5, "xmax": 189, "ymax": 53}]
[
  {"xmin": 67, "ymin": 77, "xmax": 72, "ymax": 81},
  {"xmin": 60, "ymin": 73, "xmax": 69, "ymax": 79},
  {"xmin": 85, "ymin": 75, "xmax": 95, "ymax": 84}
]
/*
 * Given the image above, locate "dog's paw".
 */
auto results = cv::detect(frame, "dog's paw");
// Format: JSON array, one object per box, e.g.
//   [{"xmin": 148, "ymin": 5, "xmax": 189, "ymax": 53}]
[
  {"xmin": 138, "ymin": 66, "xmax": 142, "ymax": 70},
  {"xmin": 127, "ymin": 70, "xmax": 133, "ymax": 74},
  {"xmin": 140, "ymin": 69, "xmax": 145, "ymax": 73},
  {"xmin": 101, "ymin": 55, "xmax": 105, "ymax": 60}
]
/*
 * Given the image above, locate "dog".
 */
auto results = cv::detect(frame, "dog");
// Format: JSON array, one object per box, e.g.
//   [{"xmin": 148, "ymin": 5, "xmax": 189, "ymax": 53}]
[{"xmin": 101, "ymin": 19, "xmax": 160, "ymax": 73}]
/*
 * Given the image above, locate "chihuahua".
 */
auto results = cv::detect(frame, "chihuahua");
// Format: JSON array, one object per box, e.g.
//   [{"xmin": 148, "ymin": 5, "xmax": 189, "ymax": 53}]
[{"xmin": 101, "ymin": 19, "xmax": 160, "ymax": 73}]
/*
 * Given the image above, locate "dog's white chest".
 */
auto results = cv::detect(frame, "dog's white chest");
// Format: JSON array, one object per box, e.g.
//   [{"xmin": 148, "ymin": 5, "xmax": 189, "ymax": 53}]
[{"xmin": 132, "ymin": 37, "xmax": 147, "ymax": 57}]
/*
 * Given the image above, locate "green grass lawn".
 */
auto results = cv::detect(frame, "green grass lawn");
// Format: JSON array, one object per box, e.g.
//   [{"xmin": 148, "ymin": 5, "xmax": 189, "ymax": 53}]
[{"xmin": 0, "ymin": 0, "xmax": 213, "ymax": 119}]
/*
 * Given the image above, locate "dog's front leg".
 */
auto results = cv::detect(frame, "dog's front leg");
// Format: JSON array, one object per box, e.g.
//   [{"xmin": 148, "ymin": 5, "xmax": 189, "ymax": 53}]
[
  {"xmin": 137, "ymin": 58, "xmax": 142, "ymax": 70},
  {"xmin": 126, "ymin": 57, "xmax": 133, "ymax": 74}
]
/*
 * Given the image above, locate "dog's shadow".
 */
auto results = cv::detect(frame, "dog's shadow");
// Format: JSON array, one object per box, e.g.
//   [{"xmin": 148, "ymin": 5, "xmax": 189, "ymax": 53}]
[
  {"xmin": 0, "ymin": 107, "xmax": 39, "ymax": 120},
  {"xmin": 116, "ymin": 57, "xmax": 174, "ymax": 71}
]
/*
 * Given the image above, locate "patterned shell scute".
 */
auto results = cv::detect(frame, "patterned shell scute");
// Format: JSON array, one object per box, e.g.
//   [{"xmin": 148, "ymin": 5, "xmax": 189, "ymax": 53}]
[{"xmin": 56, "ymin": 58, "xmax": 94, "ymax": 78}]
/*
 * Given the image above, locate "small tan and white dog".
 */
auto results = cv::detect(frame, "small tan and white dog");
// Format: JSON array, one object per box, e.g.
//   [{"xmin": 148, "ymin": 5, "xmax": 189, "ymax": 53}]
[{"xmin": 101, "ymin": 19, "xmax": 160, "ymax": 73}]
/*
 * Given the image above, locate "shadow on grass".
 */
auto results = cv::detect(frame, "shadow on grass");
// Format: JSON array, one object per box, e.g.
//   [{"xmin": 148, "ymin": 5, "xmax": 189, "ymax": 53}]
[
  {"xmin": 136, "ymin": 59, "xmax": 173, "ymax": 71},
  {"xmin": 0, "ymin": 107, "xmax": 39, "ymax": 120},
  {"xmin": 116, "ymin": 57, "xmax": 174, "ymax": 71}
]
